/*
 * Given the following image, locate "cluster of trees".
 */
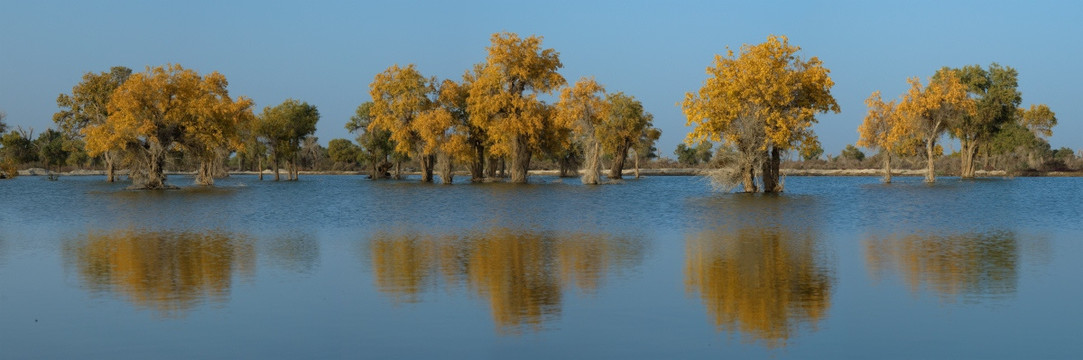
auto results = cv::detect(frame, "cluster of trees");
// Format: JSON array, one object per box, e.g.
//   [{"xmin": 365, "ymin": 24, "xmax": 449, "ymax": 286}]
[
  {"xmin": 858, "ymin": 63, "xmax": 1059, "ymax": 182},
  {"xmin": 336, "ymin": 32, "xmax": 661, "ymax": 184},
  {"xmin": 0, "ymin": 65, "xmax": 321, "ymax": 188},
  {"xmin": 683, "ymin": 35, "xmax": 840, "ymax": 192}
]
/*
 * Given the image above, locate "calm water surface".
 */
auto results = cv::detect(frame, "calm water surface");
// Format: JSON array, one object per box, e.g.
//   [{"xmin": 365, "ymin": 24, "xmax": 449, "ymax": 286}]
[{"xmin": 1, "ymin": 175, "xmax": 1080, "ymax": 359}]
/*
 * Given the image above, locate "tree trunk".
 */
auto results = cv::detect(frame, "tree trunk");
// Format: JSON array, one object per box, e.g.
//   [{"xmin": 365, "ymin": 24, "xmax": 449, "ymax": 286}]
[
  {"xmin": 633, "ymin": 149, "xmax": 641, "ymax": 179},
  {"xmin": 925, "ymin": 138, "xmax": 936, "ymax": 183},
  {"xmin": 196, "ymin": 160, "xmax": 214, "ymax": 186},
  {"xmin": 420, "ymin": 154, "xmax": 435, "ymax": 183},
  {"xmin": 484, "ymin": 156, "xmax": 498, "ymax": 179},
  {"xmin": 144, "ymin": 143, "xmax": 167, "ymax": 189},
  {"xmin": 960, "ymin": 137, "xmax": 978, "ymax": 179},
  {"xmin": 581, "ymin": 141, "xmax": 602, "ymax": 185},
  {"xmin": 761, "ymin": 146, "xmax": 782, "ymax": 193},
  {"xmin": 273, "ymin": 150, "xmax": 280, "ymax": 181},
  {"xmin": 470, "ymin": 143, "xmax": 485, "ymax": 182},
  {"xmin": 509, "ymin": 136, "xmax": 531, "ymax": 184},
  {"xmin": 741, "ymin": 163, "xmax": 757, "ymax": 193},
  {"xmin": 104, "ymin": 151, "xmax": 116, "ymax": 183},
  {"xmin": 437, "ymin": 153, "xmax": 453, "ymax": 184},
  {"xmin": 883, "ymin": 152, "xmax": 892, "ymax": 184},
  {"xmin": 394, "ymin": 160, "xmax": 402, "ymax": 179},
  {"xmin": 258, "ymin": 157, "xmax": 263, "ymax": 181},
  {"xmin": 609, "ymin": 144, "xmax": 629, "ymax": 180}
]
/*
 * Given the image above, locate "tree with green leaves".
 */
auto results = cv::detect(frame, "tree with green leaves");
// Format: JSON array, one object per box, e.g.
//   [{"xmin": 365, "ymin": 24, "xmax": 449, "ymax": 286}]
[
  {"xmin": 327, "ymin": 138, "xmax": 361, "ymax": 166},
  {"xmin": 347, "ymin": 101, "xmax": 395, "ymax": 179},
  {"xmin": 35, "ymin": 129, "xmax": 71, "ymax": 178},
  {"xmin": 53, "ymin": 66, "xmax": 132, "ymax": 182},
  {"xmin": 257, "ymin": 99, "xmax": 319, "ymax": 181},
  {"xmin": 939, "ymin": 64, "xmax": 1021, "ymax": 179}
]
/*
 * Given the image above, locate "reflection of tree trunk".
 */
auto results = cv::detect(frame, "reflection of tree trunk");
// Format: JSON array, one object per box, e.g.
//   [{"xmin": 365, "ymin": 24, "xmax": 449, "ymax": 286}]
[
  {"xmin": 925, "ymin": 137, "xmax": 936, "ymax": 183},
  {"xmin": 762, "ymin": 147, "xmax": 781, "ymax": 193},
  {"xmin": 883, "ymin": 152, "xmax": 893, "ymax": 184},
  {"xmin": 420, "ymin": 154, "xmax": 435, "ymax": 183},
  {"xmin": 509, "ymin": 136, "xmax": 531, "ymax": 184},
  {"xmin": 609, "ymin": 143, "xmax": 629, "ymax": 180}
]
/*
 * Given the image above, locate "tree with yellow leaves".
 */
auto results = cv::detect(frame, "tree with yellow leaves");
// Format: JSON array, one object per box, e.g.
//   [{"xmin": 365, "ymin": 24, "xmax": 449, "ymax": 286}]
[
  {"xmin": 897, "ymin": 71, "xmax": 976, "ymax": 183},
  {"xmin": 858, "ymin": 91, "xmax": 917, "ymax": 183},
  {"xmin": 368, "ymin": 64, "xmax": 440, "ymax": 182},
  {"xmin": 85, "ymin": 64, "xmax": 252, "ymax": 189},
  {"xmin": 683, "ymin": 35, "xmax": 839, "ymax": 193},
  {"xmin": 53, "ymin": 66, "xmax": 132, "ymax": 182},
  {"xmin": 182, "ymin": 72, "xmax": 256, "ymax": 185},
  {"xmin": 554, "ymin": 77, "xmax": 609, "ymax": 185},
  {"xmin": 468, "ymin": 32, "xmax": 566, "ymax": 183},
  {"xmin": 1018, "ymin": 104, "xmax": 1056, "ymax": 138}
]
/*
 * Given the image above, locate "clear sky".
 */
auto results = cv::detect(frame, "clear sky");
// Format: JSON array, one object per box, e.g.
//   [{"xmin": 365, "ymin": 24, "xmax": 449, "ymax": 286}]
[{"xmin": 2, "ymin": 0, "xmax": 1079, "ymax": 157}]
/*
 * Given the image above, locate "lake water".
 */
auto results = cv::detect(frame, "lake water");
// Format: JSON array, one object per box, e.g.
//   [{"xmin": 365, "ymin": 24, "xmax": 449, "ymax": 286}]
[{"xmin": 1, "ymin": 174, "xmax": 1080, "ymax": 359}]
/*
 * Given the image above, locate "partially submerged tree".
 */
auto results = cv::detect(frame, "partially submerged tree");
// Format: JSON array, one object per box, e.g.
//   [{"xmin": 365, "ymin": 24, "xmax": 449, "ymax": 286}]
[
  {"xmin": 897, "ymin": 71, "xmax": 976, "ymax": 183},
  {"xmin": 368, "ymin": 64, "xmax": 437, "ymax": 182},
  {"xmin": 257, "ymin": 99, "xmax": 319, "ymax": 181},
  {"xmin": 600, "ymin": 92, "xmax": 655, "ymax": 180},
  {"xmin": 85, "ymin": 64, "xmax": 252, "ymax": 189},
  {"xmin": 683, "ymin": 35, "xmax": 839, "ymax": 192},
  {"xmin": 347, "ymin": 101, "xmax": 394, "ymax": 179},
  {"xmin": 468, "ymin": 32, "xmax": 566, "ymax": 183},
  {"xmin": 858, "ymin": 91, "xmax": 916, "ymax": 183},
  {"xmin": 555, "ymin": 77, "xmax": 609, "ymax": 184},
  {"xmin": 54, "ymin": 66, "xmax": 132, "ymax": 182},
  {"xmin": 941, "ymin": 64, "xmax": 1021, "ymax": 179}
]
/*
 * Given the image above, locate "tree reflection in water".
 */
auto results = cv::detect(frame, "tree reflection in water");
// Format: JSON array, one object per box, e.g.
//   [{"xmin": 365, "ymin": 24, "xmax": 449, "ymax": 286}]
[
  {"xmin": 684, "ymin": 226, "xmax": 833, "ymax": 349},
  {"xmin": 64, "ymin": 229, "xmax": 255, "ymax": 318},
  {"xmin": 864, "ymin": 230, "xmax": 1019, "ymax": 302},
  {"xmin": 367, "ymin": 228, "xmax": 644, "ymax": 335}
]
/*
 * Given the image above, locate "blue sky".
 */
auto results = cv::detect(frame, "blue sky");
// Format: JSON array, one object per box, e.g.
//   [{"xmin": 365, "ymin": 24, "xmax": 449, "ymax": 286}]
[{"xmin": 2, "ymin": 0, "xmax": 1079, "ymax": 157}]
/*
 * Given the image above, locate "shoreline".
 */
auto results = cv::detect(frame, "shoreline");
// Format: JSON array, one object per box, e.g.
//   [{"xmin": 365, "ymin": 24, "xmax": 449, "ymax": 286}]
[{"xmin": 12, "ymin": 167, "xmax": 1083, "ymax": 178}]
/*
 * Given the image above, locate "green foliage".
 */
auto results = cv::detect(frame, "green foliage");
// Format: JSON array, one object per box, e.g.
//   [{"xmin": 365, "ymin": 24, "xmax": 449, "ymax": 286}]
[
  {"xmin": 347, "ymin": 101, "xmax": 396, "ymax": 172},
  {"xmin": 35, "ymin": 129, "xmax": 71, "ymax": 171},
  {"xmin": 328, "ymin": 138, "xmax": 361, "ymax": 164},
  {"xmin": 675, "ymin": 142, "xmax": 713, "ymax": 166},
  {"xmin": 840, "ymin": 144, "xmax": 865, "ymax": 162},
  {"xmin": 0, "ymin": 129, "xmax": 37, "ymax": 164}
]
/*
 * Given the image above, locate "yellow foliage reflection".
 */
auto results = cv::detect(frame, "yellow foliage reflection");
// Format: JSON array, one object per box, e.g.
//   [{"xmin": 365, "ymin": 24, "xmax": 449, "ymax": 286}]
[
  {"xmin": 685, "ymin": 227, "xmax": 833, "ymax": 348},
  {"xmin": 368, "ymin": 228, "xmax": 642, "ymax": 334},
  {"xmin": 864, "ymin": 231, "xmax": 1018, "ymax": 302},
  {"xmin": 64, "ymin": 229, "xmax": 255, "ymax": 317}
]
